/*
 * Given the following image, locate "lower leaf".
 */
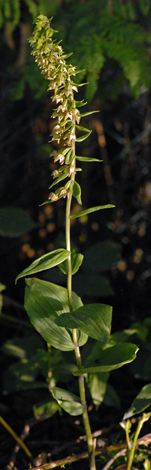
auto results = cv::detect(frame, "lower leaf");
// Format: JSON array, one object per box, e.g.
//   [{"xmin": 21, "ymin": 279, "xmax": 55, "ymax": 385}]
[{"xmin": 51, "ymin": 387, "xmax": 84, "ymax": 416}]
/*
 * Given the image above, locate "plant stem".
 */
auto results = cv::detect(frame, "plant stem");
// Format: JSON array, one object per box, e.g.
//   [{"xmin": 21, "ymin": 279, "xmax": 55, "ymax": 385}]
[
  {"xmin": 127, "ymin": 413, "xmax": 151, "ymax": 470},
  {"xmin": 0, "ymin": 416, "xmax": 32, "ymax": 458},
  {"xmin": 65, "ymin": 135, "xmax": 96, "ymax": 470}
]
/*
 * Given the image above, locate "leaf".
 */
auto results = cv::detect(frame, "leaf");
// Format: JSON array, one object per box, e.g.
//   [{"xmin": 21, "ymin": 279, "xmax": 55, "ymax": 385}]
[
  {"xmin": 56, "ymin": 303, "xmax": 112, "ymax": 342},
  {"xmin": 24, "ymin": 278, "xmax": 86, "ymax": 350},
  {"xmin": 16, "ymin": 249, "xmax": 70, "ymax": 283},
  {"xmin": 2, "ymin": 349, "xmax": 49, "ymax": 392},
  {"xmin": 73, "ymin": 343, "xmax": 138, "ymax": 375},
  {"xmin": 2, "ymin": 332, "xmax": 44, "ymax": 360},
  {"xmin": 65, "ymin": 148, "xmax": 74, "ymax": 164},
  {"xmin": 75, "ymin": 100, "xmax": 87, "ymax": 107},
  {"xmin": 51, "ymin": 387, "xmax": 84, "ymax": 416},
  {"xmin": 0, "ymin": 207, "xmax": 37, "ymax": 237},
  {"xmin": 76, "ymin": 156, "xmax": 102, "ymax": 162},
  {"xmin": 80, "ymin": 110, "xmax": 100, "ymax": 118},
  {"xmin": 70, "ymin": 205, "xmax": 115, "ymax": 219},
  {"xmin": 0, "ymin": 283, "xmax": 6, "ymax": 293},
  {"xmin": 76, "ymin": 130, "xmax": 92, "ymax": 142},
  {"xmin": 73, "ymin": 273, "xmax": 114, "ymax": 297},
  {"xmin": 76, "ymin": 124, "xmax": 91, "ymax": 133},
  {"xmin": 88, "ymin": 372, "xmax": 109, "ymax": 407},
  {"xmin": 49, "ymin": 171, "xmax": 69, "ymax": 189},
  {"xmin": 123, "ymin": 384, "xmax": 151, "ymax": 419},
  {"xmin": 33, "ymin": 400, "xmax": 59, "ymax": 418},
  {"xmin": 82, "ymin": 241, "xmax": 121, "ymax": 273},
  {"xmin": 104, "ymin": 383, "xmax": 121, "ymax": 409},
  {"xmin": 59, "ymin": 252, "xmax": 84, "ymax": 275},
  {"xmin": 71, "ymin": 253, "xmax": 84, "ymax": 274},
  {"xmin": 71, "ymin": 181, "xmax": 82, "ymax": 204}
]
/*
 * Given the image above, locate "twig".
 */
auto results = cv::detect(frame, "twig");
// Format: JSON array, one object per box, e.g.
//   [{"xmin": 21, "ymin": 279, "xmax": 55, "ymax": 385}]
[
  {"xmin": 29, "ymin": 433, "xmax": 151, "ymax": 470},
  {"xmin": 101, "ymin": 448, "xmax": 127, "ymax": 470}
]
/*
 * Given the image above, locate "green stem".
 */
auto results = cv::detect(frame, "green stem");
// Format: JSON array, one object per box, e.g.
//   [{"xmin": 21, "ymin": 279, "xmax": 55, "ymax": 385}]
[
  {"xmin": 127, "ymin": 413, "xmax": 151, "ymax": 470},
  {"xmin": 65, "ymin": 133, "xmax": 96, "ymax": 470}
]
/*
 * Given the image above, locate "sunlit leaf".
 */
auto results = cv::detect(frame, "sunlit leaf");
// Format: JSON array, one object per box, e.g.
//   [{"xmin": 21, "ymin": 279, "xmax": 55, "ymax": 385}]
[
  {"xmin": 80, "ymin": 110, "xmax": 100, "ymax": 118},
  {"xmin": 75, "ymin": 100, "xmax": 87, "ymax": 107},
  {"xmin": 73, "ymin": 343, "xmax": 138, "ymax": 374},
  {"xmin": 65, "ymin": 148, "xmax": 74, "ymax": 164},
  {"xmin": 76, "ymin": 156, "xmax": 102, "ymax": 162},
  {"xmin": 16, "ymin": 249, "xmax": 70, "ymax": 283},
  {"xmin": 56, "ymin": 303, "xmax": 112, "ymax": 342},
  {"xmin": 59, "ymin": 252, "xmax": 84, "ymax": 275},
  {"xmin": 49, "ymin": 171, "xmax": 69, "ymax": 189},
  {"xmin": 70, "ymin": 205, "xmax": 115, "ymax": 219},
  {"xmin": 51, "ymin": 387, "xmax": 84, "ymax": 415},
  {"xmin": 24, "ymin": 278, "xmax": 86, "ymax": 350},
  {"xmin": 71, "ymin": 181, "xmax": 82, "ymax": 204}
]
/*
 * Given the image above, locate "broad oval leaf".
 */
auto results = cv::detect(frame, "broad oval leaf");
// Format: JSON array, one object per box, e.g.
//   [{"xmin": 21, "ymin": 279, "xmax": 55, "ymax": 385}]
[
  {"xmin": 24, "ymin": 278, "xmax": 87, "ymax": 350},
  {"xmin": 0, "ymin": 207, "xmax": 37, "ymax": 237},
  {"xmin": 16, "ymin": 249, "xmax": 70, "ymax": 283},
  {"xmin": 51, "ymin": 387, "xmax": 84, "ymax": 416},
  {"xmin": 123, "ymin": 384, "xmax": 151, "ymax": 419},
  {"xmin": 73, "ymin": 343, "xmax": 138, "ymax": 375},
  {"xmin": 70, "ymin": 205, "xmax": 115, "ymax": 219},
  {"xmin": 24, "ymin": 278, "xmax": 73, "ymax": 351},
  {"xmin": 56, "ymin": 303, "xmax": 112, "ymax": 342}
]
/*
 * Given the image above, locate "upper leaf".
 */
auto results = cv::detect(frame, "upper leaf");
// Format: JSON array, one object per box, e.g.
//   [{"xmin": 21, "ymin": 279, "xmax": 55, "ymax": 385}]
[
  {"xmin": 71, "ymin": 181, "xmax": 82, "ymax": 205},
  {"xmin": 70, "ymin": 205, "xmax": 115, "ymax": 219},
  {"xmin": 76, "ymin": 156, "xmax": 102, "ymax": 162},
  {"xmin": 16, "ymin": 249, "xmax": 70, "ymax": 283}
]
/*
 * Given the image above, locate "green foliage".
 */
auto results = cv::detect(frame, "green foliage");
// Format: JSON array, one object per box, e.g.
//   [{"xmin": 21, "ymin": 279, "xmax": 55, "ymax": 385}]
[{"xmin": 0, "ymin": 207, "xmax": 37, "ymax": 237}]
